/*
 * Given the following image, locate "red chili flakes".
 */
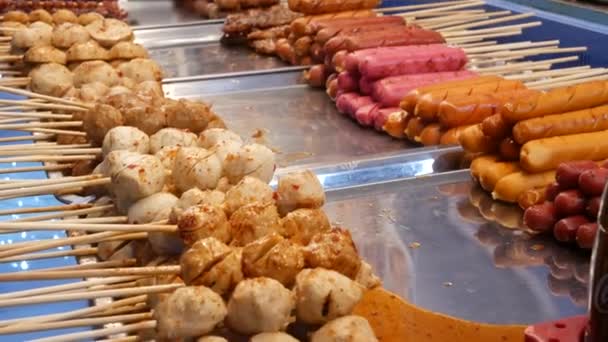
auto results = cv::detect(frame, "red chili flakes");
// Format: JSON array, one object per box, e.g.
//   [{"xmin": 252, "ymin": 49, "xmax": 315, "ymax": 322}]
[{"xmin": 292, "ymin": 184, "xmax": 300, "ymax": 190}]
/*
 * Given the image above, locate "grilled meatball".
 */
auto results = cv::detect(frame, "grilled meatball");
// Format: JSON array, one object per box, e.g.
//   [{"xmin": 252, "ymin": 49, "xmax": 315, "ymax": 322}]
[
  {"xmin": 169, "ymin": 188, "xmax": 226, "ymax": 223},
  {"xmin": 29, "ymin": 63, "xmax": 73, "ymax": 97},
  {"xmin": 86, "ymin": 18, "xmax": 133, "ymax": 47},
  {"xmin": 1, "ymin": 21, "xmax": 26, "ymax": 37},
  {"xmin": 223, "ymin": 144, "xmax": 276, "ymax": 184},
  {"xmin": 310, "ymin": 315, "xmax": 378, "ymax": 342},
  {"xmin": 165, "ymin": 99, "xmax": 215, "ymax": 134},
  {"xmin": 12, "ymin": 23, "xmax": 52, "ymax": 49},
  {"xmin": 230, "ymin": 202, "xmax": 282, "ymax": 246},
  {"xmin": 80, "ymin": 82, "xmax": 110, "ymax": 103},
  {"xmin": 116, "ymin": 58, "xmax": 163, "ymax": 83},
  {"xmin": 29, "ymin": 9, "xmax": 53, "ymax": 24},
  {"xmin": 66, "ymin": 40, "xmax": 109, "ymax": 62},
  {"xmin": 177, "ymin": 204, "xmax": 232, "ymax": 246},
  {"xmin": 172, "ymin": 147, "xmax": 222, "ymax": 192},
  {"xmin": 82, "ymin": 103, "xmax": 125, "ymax": 145},
  {"xmin": 281, "ymin": 208, "xmax": 331, "ymax": 245},
  {"xmin": 150, "ymin": 128, "xmax": 198, "ymax": 154},
  {"xmin": 276, "ymin": 170, "xmax": 325, "ymax": 216},
  {"xmin": 135, "ymin": 81, "xmax": 164, "ymax": 98},
  {"xmin": 4, "ymin": 11, "xmax": 29, "ymax": 24},
  {"xmin": 242, "ymin": 233, "xmax": 304, "ymax": 287},
  {"xmin": 78, "ymin": 12, "xmax": 104, "ymax": 26},
  {"xmin": 355, "ymin": 260, "xmax": 382, "ymax": 289},
  {"xmin": 52, "ymin": 22, "xmax": 90, "ymax": 49},
  {"xmin": 73, "ymin": 60, "xmax": 119, "ymax": 87},
  {"xmin": 304, "ymin": 228, "xmax": 361, "ymax": 279},
  {"xmin": 251, "ymin": 333, "xmax": 298, "ymax": 342},
  {"xmin": 109, "ymin": 41, "xmax": 149, "ymax": 60},
  {"xmin": 223, "ymin": 176, "xmax": 274, "ymax": 217},
  {"xmin": 102, "ymin": 126, "xmax": 150, "ymax": 157},
  {"xmin": 24, "ymin": 45, "xmax": 66, "ymax": 64},
  {"xmin": 52, "ymin": 9, "xmax": 78, "ymax": 25}
]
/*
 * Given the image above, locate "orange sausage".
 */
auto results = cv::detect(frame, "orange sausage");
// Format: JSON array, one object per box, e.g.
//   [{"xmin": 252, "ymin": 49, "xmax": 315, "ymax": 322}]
[
  {"xmin": 290, "ymin": 10, "xmax": 376, "ymax": 36},
  {"xmin": 438, "ymin": 89, "xmax": 539, "ymax": 128},
  {"xmin": 419, "ymin": 123, "xmax": 444, "ymax": 146},
  {"xmin": 493, "ymin": 170, "xmax": 556, "ymax": 203},
  {"xmin": 405, "ymin": 116, "xmax": 425, "ymax": 142},
  {"xmin": 413, "ymin": 78, "xmax": 524, "ymax": 123},
  {"xmin": 289, "ymin": 0, "xmax": 379, "ymax": 15},
  {"xmin": 439, "ymin": 125, "xmax": 472, "ymax": 145},
  {"xmin": 383, "ymin": 110, "xmax": 410, "ymax": 139},
  {"xmin": 481, "ymin": 113, "xmax": 511, "ymax": 140},
  {"xmin": 498, "ymin": 137, "xmax": 521, "ymax": 161},
  {"xmin": 294, "ymin": 36, "xmax": 313, "ymax": 57},
  {"xmin": 304, "ymin": 64, "xmax": 327, "ymax": 88},
  {"xmin": 478, "ymin": 160, "xmax": 521, "ymax": 192},
  {"xmin": 458, "ymin": 124, "xmax": 498, "ymax": 154},
  {"xmin": 470, "ymin": 155, "xmax": 499, "ymax": 181},
  {"xmin": 502, "ymin": 80, "xmax": 608, "ymax": 123}
]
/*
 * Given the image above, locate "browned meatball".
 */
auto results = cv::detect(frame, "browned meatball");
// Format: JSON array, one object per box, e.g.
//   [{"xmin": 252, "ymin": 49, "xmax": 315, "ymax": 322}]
[
  {"xmin": 242, "ymin": 233, "xmax": 304, "ymax": 287},
  {"xmin": 281, "ymin": 209, "xmax": 331, "ymax": 245},
  {"xmin": 165, "ymin": 99, "xmax": 215, "ymax": 134},
  {"xmin": 82, "ymin": 103, "xmax": 125, "ymax": 145},
  {"xmin": 304, "ymin": 228, "xmax": 361, "ymax": 279},
  {"xmin": 229, "ymin": 202, "xmax": 282, "ymax": 247},
  {"xmin": 177, "ymin": 204, "xmax": 232, "ymax": 247},
  {"xmin": 121, "ymin": 95, "xmax": 167, "ymax": 135}
]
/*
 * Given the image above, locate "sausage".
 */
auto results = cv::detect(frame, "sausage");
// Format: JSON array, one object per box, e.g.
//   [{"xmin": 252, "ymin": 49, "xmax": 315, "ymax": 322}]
[
  {"xmin": 275, "ymin": 39, "xmax": 295, "ymax": 62},
  {"xmin": 520, "ymin": 131, "xmax": 608, "ymax": 173},
  {"xmin": 304, "ymin": 64, "xmax": 327, "ymax": 88},
  {"xmin": 458, "ymin": 124, "xmax": 498, "ymax": 154},
  {"xmin": 359, "ymin": 77, "xmax": 373, "ymax": 95},
  {"xmin": 383, "ymin": 110, "xmax": 410, "ymax": 139},
  {"xmin": 413, "ymin": 79, "xmax": 524, "ymax": 123},
  {"xmin": 517, "ymin": 188, "xmax": 546, "ymax": 209},
  {"xmin": 545, "ymin": 182, "xmax": 561, "ymax": 201},
  {"xmin": 492, "ymin": 170, "xmax": 556, "ymax": 203},
  {"xmin": 326, "ymin": 78, "xmax": 339, "ymax": 100},
  {"xmin": 524, "ymin": 202, "xmax": 558, "ymax": 232},
  {"xmin": 418, "ymin": 123, "xmax": 443, "ymax": 146},
  {"xmin": 512, "ymin": 104, "xmax": 608, "ymax": 144},
  {"xmin": 336, "ymin": 71, "xmax": 359, "ymax": 93},
  {"xmin": 438, "ymin": 89, "xmax": 541, "ymax": 128},
  {"xmin": 401, "ymin": 75, "xmax": 501, "ymax": 115},
  {"xmin": 290, "ymin": 10, "xmax": 376, "ymax": 37},
  {"xmin": 310, "ymin": 42, "xmax": 324, "ymax": 63},
  {"xmin": 576, "ymin": 222, "xmax": 598, "ymax": 249},
  {"xmin": 335, "ymin": 93, "xmax": 374, "ymax": 117},
  {"xmin": 478, "ymin": 160, "xmax": 521, "ymax": 192},
  {"xmin": 554, "ymin": 189, "xmax": 587, "ymax": 217},
  {"xmin": 374, "ymin": 107, "xmax": 400, "ymax": 132},
  {"xmin": 502, "ymin": 80, "xmax": 608, "ymax": 123},
  {"xmin": 439, "ymin": 125, "xmax": 471, "ymax": 145},
  {"xmin": 498, "ymin": 137, "xmax": 520, "ymax": 161},
  {"xmin": 288, "ymin": 0, "xmax": 379, "ymax": 15},
  {"xmin": 371, "ymin": 70, "xmax": 478, "ymax": 108},
  {"xmin": 554, "ymin": 215, "xmax": 590, "ymax": 243},
  {"xmin": 578, "ymin": 167, "xmax": 608, "ymax": 196},
  {"xmin": 469, "ymin": 155, "xmax": 499, "ymax": 181},
  {"xmin": 314, "ymin": 16, "xmax": 405, "ymax": 44},
  {"xmin": 587, "ymin": 196, "xmax": 601, "ymax": 218},
  {"xmin": 555, "ymin": 160, "xmax": 598, "ymax": 189},
  {"xmin": 405, "ymin": 116, "xmax": 425, "ymax": 142},
  {"xmin": 293, "ymin": 36, "xmax": 313, "ymax": 57},
  {"xmin": 331, "ymin": 50, "xmax": 349, "ymax": 72},
  {"xmin": 354, "ymin": 103, "xmax": 379, "ymax": 126},
  {"xmin": 481, "ymin": 114, "xmax": 511, "ymax": 140}
]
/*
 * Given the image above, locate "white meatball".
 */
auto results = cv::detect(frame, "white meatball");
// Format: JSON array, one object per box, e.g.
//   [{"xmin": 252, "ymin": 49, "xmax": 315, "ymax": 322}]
[
  {"xmin": 135, "ymin": 81, "xmax": 164, "ymax": 98},
  {"xmin": 251, "ymin": 333, "xmax": 299, "ymax": 342},
  {"xmin": 12, "ymin": 23, "xmax": 52, "ymax": 49},
  {"xmin": 102, "ymin": 126, "xmax": 150, "ymax": 157},
  {"xmin": 24, "ymin": 45, "xmax": 66, "ymax": 64},
  {"xmin": 66, "ymin": 40, "xmax": 109, "ymax": 62},
  {"xmin": 172, "ymin": 147, "xmax": 222, "ymax": 193},
  {"xmin": 150, "ymin": 128, "xmax": 198, "ymax": 154},
  {"xmin": 78, "ymin": 12, "xmax": 104, "ymax": 26},
  {"xmin": 155, "ymin": 146, "xmax": 178, "ymax": 171},
  {"xmin": 177, "ymin": 204, "xmax": 231, "ymax": 246},
  {"xmin": 155, "ymin": 286, "xmax": 227, "ymax": 340},
  {"xmin": 355, "ymin": 260, "xmax": 382, "ymax": 289},
  {"xmin": 198, "ymin": 337, "xmax": 228, "ymax": 342},
  {"xmin": 107, "ymin": 85, "xmax": 133, "ymax": 97},
  {"xmin": 52, "ymin": 9, "xmax": 78, "ymax": 25},
  {"xmin": 128, "ymin": 192, "xmax": 178, "ymax": 224},
  {"xmin": 311, "ymin": 316, "xmax": 378, "ymax": 342},
  {"xmin": 117, "ymin": 58, "xmax": 163, "ymax": 82},
  {"xmin": 80, "ymin": 82, "xmax": 110, "ymax": 103},
  {"xmin": 226, "ymin": 277, "xmax": 295, "ymax": 335},
  {"xmin": 198, "ymin": 128, "xmax": 243, "ymax": 149},
  {"xmin": 294, "ymin": 268, "xmax": 364, "ymax": 325},
  {"xmin": 29, "ymin": 63, "xmax": 73, "ymax": 97},
  {"xmin": 86, "ymin": 18, "xmax": 133, "ymax": 47},
  {"xmin": 276, "ymin": 170, "xmax": 325, "ymax": 216},
  {"xmin": 52, "ymin": 22, "xmax": 90, "ymax": 49},
  {"xmin": 73, "ymin": 60, "xmax": 119, "ymax": 87},
  {"xmin": 109, "ymin": 41, "xmax": 149, "ymax": 60},
  {"xmin": 223, "ymin": 176, "xmax": 273, "ymax": 216},
  {"xmin": 169, "ymin": 188, "xmax": 225, "ymax": 223},
  {"xmin": 223, "ymin": 144, "xmax": 276, "ymax": 184}
]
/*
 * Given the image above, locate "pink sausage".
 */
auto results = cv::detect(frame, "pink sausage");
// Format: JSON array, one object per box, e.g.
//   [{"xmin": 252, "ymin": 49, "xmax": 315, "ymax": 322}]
[
  {"xmin": 374, "ymin": 107, "xmax": 400, "ymax": 131},
  {"xmin": 359, "ymin": 77, "xmax": 373, "ymax": 95},
  {"xmin": 371, "ymin": 70, "xmax": 477, "ymax": 107},
  {"xmin": 336, "ymin": 93, "xmax": 374, "ymax": 118},
  {"xmin": 343, "ymin": 44, "xmax": 447, "ymax": 74},
  {"xmin": 355, "ymin": 103, "xmax": 380, "ymax": 126},
  {"xmin": 337, "ymin": 71, "xmax": 360, "ymax": 93},
  {"xmin": 359, "ymin": 46, "xmax": 468, "ymax": 80}
]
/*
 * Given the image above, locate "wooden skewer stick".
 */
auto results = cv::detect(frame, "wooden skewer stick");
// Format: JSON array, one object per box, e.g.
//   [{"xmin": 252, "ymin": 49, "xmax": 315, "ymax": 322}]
[
  {"xmin": 468, "ymin": 46, "xmax": 587, "ymax": 59},
  {"xmin": 0, "ymin": 133, "xmax": 53, "ymax": 143},
  {"xmin": 0, "ymin": 117, "xmax": 35, "ymax": 124},
  {"xmin": 0, "ymin": 85, "xmax": 93, "ymax": 109},
  {"xmin": 528, "ymin": 70, "xmax": 608, "ymax": 89},
  {"xmin": 408, "ymin": 9, "xmax": 487, "ymax": 19},
  {"xmin": 506, "ymin": 66, "xmax": 592, "ymax": 81},
  {"xmin": 59, "ymin": 216, "xmax": 128, "ymax": 224},
  {"xmin": 0, "ymin": 154, "xmax": 96, "ymax": 164},
  {"xmin": 0, "ymin": 120, "xmax": 83, "ymax": 130},
  {"xmin": 0, "ymin": 295, "xmax": 147, "ymax": 327},
  {"xmin": 0, "ymin": 222, "xmax": 176, "ymax": 233},
  {"xmin": 0, "ymin": 276, "xmax": 140, "ymax": 300},
  {"xmin": 0, "ymin": 247, "xmax": 97, "ymax": 263},
  {"xmin": 440, "ymin": 12, "xmax": 536, "ymax": 32},
  {"xmin": 420, "ymin": 10, "xmax": 511, "ymax": 28},
  {"xmin": 463, "ymin": 40, "xmax": 559, "ymax": 53},
  {"xmin": 0, "ymin": 163, "xmax": 73, "ymax": 175},
  {"xmin": 23, "ymin": 127, "xmax": 87, "ymax": 136},
  {"xmin": 0, "ymin": 174, "xmax": 105, "ymax": 191},
  {"xmin": 0, "ymin": 55, "xmax": 22, "ymax": 62},
  {"xmin": 90, "ymin": 302, "xmax": 148, "ymax": 319},
  {"xmin": 475, "ymin": 56, "xmax": 579, "ymax": 74},
  {"xmin": 457, "ymin": 40, "xmax": 497, "ymax": 48},
  {"xmin": 0, "ymin": 265, "xmax": 181, "ymax": 281},
  {"xmin": 0, "ymin": 99, "xmax": 89, "ymax": 112},
  {"xmin": 400, "ymin": 0, "xmax": 485, "ymax": 17},
  {"xmin": 0, "ymin": 203, "xmax": 92, "ymax": 216},
  {"xmin": 0, "ymin": 147, "xmax": 99, "ymax": 157},
  {"xmin": 0, "ymin": 111, "xmax": 73, "ymax": 120},
  {"xmin": 0, "ymin": 143, "xmax": 91, "ymax": 151},
  {"xmin": 5, "ymin": 204, "xmax": 115, "ymax": 223},
  {"xmin": 38, "ymin": 258, "xmax": 137, "ymax": 273},
  {"xmin": 375, "ymin": 0, "xmax": 482, "ymax": 13},
  {"xmin": 0, "ymin": 312, "xmax": 154, "ymax": 335},
  {"xmin": 30, "ymin": 320, "xmax": 157, "ymax": 342},
  {"xmin": 442, "ymin": 21, "xmax": 542, "ymax": 37},
  {"xmin": 446, "ymin": 29, "xmax": 523, "ymax": 44},
  {"xmin": 96, "ymin": 335, "xmax": 140, "ymax": 342}
]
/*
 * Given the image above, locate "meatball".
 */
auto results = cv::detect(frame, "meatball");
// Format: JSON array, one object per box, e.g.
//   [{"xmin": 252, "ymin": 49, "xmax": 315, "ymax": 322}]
[
  {"xmin": 155, "ymin": 286, "xmax": 227, "ymax": 340},
  {"xmin": 226, "ymin": 277, "xmax": 295, "ymax": 335},
  {"xmin": 310, "ymin": 316, "xmax": 378, "ymax": 342},
  {"xmin": 97, "ymin": 239, "xmax": 140, "ymax": 261},
  {"xmin": 208, "ymin": 116, "xmax": 227, "ymax": 129},
  {"xmin": 83, "ymin": 103, "xmax": 125, "ymax": 145},
  {"xmin": 4, "ymin": 11, "xmax": 29, "ymax": 24},
  {"xmin": 29, "ymin": 63, "xmax": 73, "ymax": 97},
  {"xmin": 66, "ymin": 40, "xmax": 109, "ymax": 62},
  {"xmin": 223, "ymin": 176, "xmax": 274, "ymax": 217},
  {"xmin": 12, "ymin": 24, "xmax": 52, "ymax": 49},
  {"xmin": 135, "ymin": 81, "xmax": 164, "ymax": 98},
  {"xmin": 109, "ymin": 41, "xmax": 149, "ymax": 60},
  {"xmin": 304, "ymin": 228, "xmax": 361, "ymax": 279},
  {"xmin": 107, "ymin": 85, "xmax": 133, "ymax": 97},
  {"xmin": 276, "ymin": 170, "xmax": 325, "ymax": 216},
  {"xmin": 294, "ymin": 268, "xmax": 364, "ymax": 324},
  {"xmin": 29, "ymin": 9, "xmax": 53, "ymax": 24},
  {"xmin": 180, "ymin": 237, "xmax": 242, "ymax": 295},
  {"xmin": 102, "ymin": 126, "xmax": 150, "ymax": 157},
  {"xmin": 177, "ymin": 204, "xmax": 232, "ymax": 246},
  {"xmin": 198, "ymin": 337, "xmax": 228, "ymax": 342},
  {"xmin": 224, "ymin": 144, "xmax": 276, "ymax": 184},
  {"xmin": 73, "ymin": 60, "xmax": 119, "ymax": 87},
  {"xmin": 52, "ymin": 22, "xmax": 90, "ymax": 49},
  {"xmin": 78, "ymin": 12, "xmax": 104, "ymax": 26},
  {"xmin": 86, "ymin": 18, "xmax": 133, "ymax": 47},
  {"xmin": 355, "ymin": 260, "xmax": 381, "ymax": 289},
  {"xmin": 52, "ymin": 9, "xmax": 78, "ymax": 25},
  {"xmin": 230, "ymin": 202, "xmax": 282, "ymax": 247},
  {"xmin": 155, "ymin": 146, "xmax": 179, "ymax": 174},
  {"xmin": 169, "ymin": 188, "xmax": 226, "ymax": 223},
  {"xmin": 80, "ymin": 82, "xmax": 110, "ymax": 103},
  {"xmin": 242, "ymin": 233, "xmax": 304, "ymax": 287},
  {"xmin": 121, "ymin": 95, "xmax": 167, "ymax": 135},
  {"xmin": 198, "ymin": 128, "xmax": 243, "ymax": 149},
  {"xmin": 165, "ymin": 99, "xmax": 214, "ymax": 134},
  {"xmin": 1, "ymin": 21, "xmax": 26, "ymax": 37},
  {"xmin": 150, "ymin": 128, "xmax": 198, "ymax": 154},
  {"xmin": 117, "ymin": 58, "xmax": 163, "ymax": 83},
  {"xmin": 281, "ymin": 209, "xmax": 331, "ymax": 245},
  {"xmin": 24, "ymin": 45, "xmax": 66, "ymax": 64},
  {"xmin": 251, "ymin": 333, "xmax": 299, "ymax": 342},
  {"xmin": 127, "ymin": 192, "xmax": 177, "ymax": 224},
  {"xmin": 172, "ymin": 147, "xmax": 222, "ymax": 192}
]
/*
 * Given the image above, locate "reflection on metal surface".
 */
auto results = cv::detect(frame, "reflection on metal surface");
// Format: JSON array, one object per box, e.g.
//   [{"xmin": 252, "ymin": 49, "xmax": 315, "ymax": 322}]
[{"xmin": 134, "ymin": 24, "xmax": 223, "ymax": 48}]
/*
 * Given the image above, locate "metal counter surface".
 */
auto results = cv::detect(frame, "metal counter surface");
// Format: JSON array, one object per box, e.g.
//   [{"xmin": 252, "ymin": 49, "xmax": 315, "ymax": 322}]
[
  {"xmin": 326, "ymin": 170, "xmax": 587, "ymax": 324},
  {"xmin": 126, "ymin": 0, "xmax": 207, "ymax": 27}
]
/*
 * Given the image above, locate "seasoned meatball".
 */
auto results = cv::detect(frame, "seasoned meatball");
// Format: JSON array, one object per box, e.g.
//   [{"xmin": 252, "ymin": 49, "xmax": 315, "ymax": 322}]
[
  {"xmin": 242, "ymin": 233, "xmax": 304, "ymax": 287},
  {"xmin": 66, "ymin": 40, "xmax": 109, "ymax": 62},
  {"xmin": 116, "ymin": 58, "xmax": 163, "ymax": 82},
  {"xmin": 73, "ymin": 60, "xmax": 119, "ymax": 87},
  {"xmin": 150, "ymin": 128, "xmax": 198, "ymax": 154},
  {"xmin": 4, "ymin": 11, "xmax": 29, "ymax": 24},
  {"xmin": 180, "ymin": 237, "xmax": 242, "ymax": 295},
  {"xmin": 86, "ymin": 18, "xmax": 133, "ymax": 47},
  {"xmin": 304, "ymin": 228, "xmax": 361, "ymax": 279},
  {"xmin": 155, "ymin": 286, "xmax": 227, "ymax": 340},
  {"xmin": 107, "ymin": 85, "xmax": 133, "ymax": 97},
  {"xmin": 155, "ymin": 146, "xmax": 179, "ymax": 177},
  {"xmin": 24, "ymin": 45, "xmax": 66, "ymax": 64},
  {"xmin": 78, "ymin": 12, "xmax": 104, "ymax": 26},
  {"xmin": 355, "ymin": 260, "xmax": 381, "ymax": 289},
  {"xmin": 52, "ymin": 9, "xmax": 78, "ymax": 25},
  {"xmin": 310, "ymin": 316, "xmax": 378, "ymax": 342},
  {"xmin": 226, "ymin": 277, "xmax": 295, "ymax": 335},
  {"xmin": 80, "ymin": 82, "xmax": 110, "ymax": 103},
  {"xmin": 224, "ymin": 144, "xmax": 276, "ymax": 184},
  {"xmin": 169, "ymin": 188, "xmax": 226, "ymax": 223},
  {"xmin": 276, "ymin": 170, "xmax": 325, "ymax": 216},
  {"xmin": 127, "ymin": 192, "xmax": 177, "ymax": 224},
  {"xmin": 83, "ymin": 103, "xmax": 124, "ymax": 145},
  {"xmin": 165, "ymin": 99, "xmax": 214, "ymax": 134},
  {"xmin": 223, "ymin": 176, "xmax": 274, "ymax": 217},
  {"xmin": 172, "ymin": 147, "xmax": 222, "ymax": 192},
  {"xmin": 109, "ymin": 41, "xmax": 149, "ymax": 60},
  {"xmin": 198, "ymin": 337, "xmax": 228, "ymax": 342},
  {"xmin": 29, "ymin": 63, "xmax": 73, "ymax": 98},
  {"xmin": 294, "ymin": 268, "xmax": 364, "ymax": 324},
  {"xmin": 135, "ymin": 81, "xmax": 164, "ymax": 98},
  {"xmin": 251, "ymin": 333, "xmax": 299, "ymax": 342},
  {"xmin": 230, "ymin": 202, "xmax": 282, "ymax": 247},
  {"xmin": 198, "ymin": 128, "xmax": 243, "ymax": 149},
  {"xmin": 12, "ymin": 24, "xmax": 52, "ymax": 49},
  {"xmin": 1, "ymin": 21, "xmax": 26, "ymax": 37},
  {"xmin": 177, "ymin": 204, "xmax": 232, "ymax": 246},
  {"xmin": 29, "ymin": 9, "xmax": 53, "ymax": 24},
  {"xmin": 281, "ymin": 209, "xmax": 331, "ymax": 245},
  {"xmin": 102, "ymin": 126, "xmax": 150, "ymax": 157},
  {"xmin": 52, "ymin": 22, "xmax": 90, "ymax": 49},
  {"xmin": 121, "ymin": 95, "xmax": 167, "ymax": 135}
]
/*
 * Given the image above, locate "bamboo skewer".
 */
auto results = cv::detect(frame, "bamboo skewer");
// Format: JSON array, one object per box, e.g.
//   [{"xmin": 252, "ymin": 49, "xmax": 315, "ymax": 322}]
[
  {"xmin": 442, "ymin": 21, "xmax": 542, "ymax": 37},
  {"xmin": 475, "ymin": 56, "xmax": 580, "ymax": 74},
  {"xmin": 468, "ymin": 46, "xmax": 587, "ymax": 59},
  {"xmin": 462, "ymin": 40, "xmax": 559, "ymax": 53},
  {"xmin": 58, "ymin": 216, "xmax": 128, "ymax": 224},
  {"xmin": 38, "ymin": 258, "xmax": 137, "ymax": 273},
  {"xmin": 0, "ymin": 222, "xmax": 176, "ymax": 233},
  {"xmin": 0, "ymin": 133, "xmax": 53, "ymax": 143},
  {"xmin": 440, "ymin": 12, "xmax": 536, "ymax": 32},
  {"xmin": 30, "ymin": 320, "xmax": 157, "ymax": 342},
  {"xmin": 0, "ymin": 203, "xmax": 92, "ymax": 216},
  {"xmin": 0, "ymin": 265, "xmax": 181, "ymax": 281},
  {"xmin": 0, "ymin": 111, "xmax": 73, "ymax": 120},
  {"xmin": 0, "ymin": 147, "xmax": 99, "ymax": 157},
  {"xmin": 504, "ymin": 66, "xmax": 592, "ymax": 80},
  {"xmin": 0, "ymin": 85, "xmax": 92, "ymax": 109},
  {"xmin": 0, "ymin": 247, "xmax": 97, "ymax": 263},
  {"xmin": 6, "ymin": 204, "xmax": 115, "ymax": 223},
  {"xmin": 0, "ymin": 154, "xmax": 96, "ymax": 164},
  {"xmin": 0, "ymin": 121, "xmax": 83, "ymax": 131},
  {"xmin": 445, "ymin": 29, "xmax": 523, "ymax": 44},
  {"xmin": 0, "ymin": 99, "xmax": 88, "ymax": 112},
  {"xmin": 422, "ymin": 11, "xmax": 512, "ymax": 30},
  {"xmin": 0, "ymin": 143, "xmax": 90, "ymax": 150},
  {"xmin": 530, "ymin": 72, "xmax": 608, "ymax": 90},
  {"xmin": 457, "ymin": 40, "xmax": 497, "ymax": 48},
  {"xmin": 23, "ymin": 127, "xmax": 87, "ymax": 136},
  {"xmin": 375, "ymin": 0, "xmax": 483, "ymax": 13},
  {"xmin": 400, "ymin": 0, "xmax": 485, "ymax": 18},
  {"xmin": 0, "ymin": 163, "xmax": 73, "ymax": 176},
  {"xmin": 0, "ymin": 175, "xmax": 105, "ymax": 191}
]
